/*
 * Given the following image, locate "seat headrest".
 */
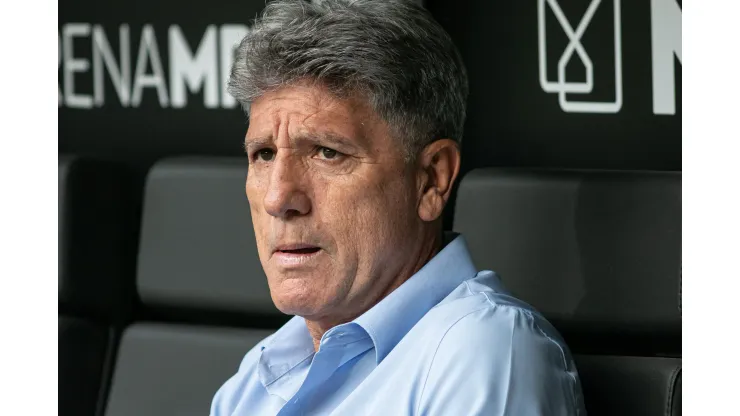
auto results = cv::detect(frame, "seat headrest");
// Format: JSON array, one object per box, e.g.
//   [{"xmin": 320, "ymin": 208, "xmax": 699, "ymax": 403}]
[
  {"xmin": 453, "ymin": 169, "xmax": 681, "ymax": 335},
  {"xmin": 137, "ymin": 157, "xmax": 282, "ymax": 317}
]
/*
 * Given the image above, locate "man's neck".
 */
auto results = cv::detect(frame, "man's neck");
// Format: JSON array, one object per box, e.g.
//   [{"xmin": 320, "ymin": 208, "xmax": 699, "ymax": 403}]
[{"xmin": 304, "ymin": 230, "xmax": 443, "ymax": 352}]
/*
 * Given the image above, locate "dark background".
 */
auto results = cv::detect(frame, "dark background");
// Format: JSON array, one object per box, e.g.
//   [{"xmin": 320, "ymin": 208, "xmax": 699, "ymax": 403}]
[{"xmin": 59, "ymin": 0, "xmax": 681, "ymax": 174}]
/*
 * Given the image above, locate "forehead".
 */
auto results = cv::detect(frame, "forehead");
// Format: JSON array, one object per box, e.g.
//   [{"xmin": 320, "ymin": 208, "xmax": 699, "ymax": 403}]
[{"xmin": 246, "ymin": 84, "xmax": 383, "ymax": 143}]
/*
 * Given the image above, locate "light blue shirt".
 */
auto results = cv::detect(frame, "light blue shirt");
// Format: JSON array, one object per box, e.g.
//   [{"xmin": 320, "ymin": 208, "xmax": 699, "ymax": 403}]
[{"xmin": 211, "ymin": 235, "xmax": 586, "ymax": 415}]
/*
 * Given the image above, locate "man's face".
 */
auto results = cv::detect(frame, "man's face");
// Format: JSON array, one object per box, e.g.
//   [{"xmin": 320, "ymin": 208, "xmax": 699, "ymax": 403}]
[{"xmin": 246, "ymin": 84, "xmax": 423, "ymax": 322}]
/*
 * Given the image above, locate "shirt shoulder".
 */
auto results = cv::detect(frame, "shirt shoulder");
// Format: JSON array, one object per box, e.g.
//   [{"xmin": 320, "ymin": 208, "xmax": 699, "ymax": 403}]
[
  {"xmin": 413, "ymin": 271, "xmax": 585, "ymax": 415},
  {"xmin": 430, "ymin": 270, "xmax": 567, "ymax": 343}
]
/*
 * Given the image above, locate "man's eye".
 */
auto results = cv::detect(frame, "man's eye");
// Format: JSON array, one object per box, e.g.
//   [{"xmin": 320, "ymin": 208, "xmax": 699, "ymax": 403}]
[
  {"xmin": 318, "ymin": 147, "xmax": 339, "ymax": 160},
  {"xmin": 256, "ymin": 149, "xmax": 275, "ymax": 161}
]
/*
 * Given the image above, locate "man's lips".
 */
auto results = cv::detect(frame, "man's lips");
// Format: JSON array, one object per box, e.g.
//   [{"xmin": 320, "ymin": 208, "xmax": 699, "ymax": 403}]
[
  {"xmin": 272, "ymin": 243, "xmax": 323, "ymax": 267},
  {"xmin": 273, "ymin": 243, "xmax": 322, "ymax": 255}
]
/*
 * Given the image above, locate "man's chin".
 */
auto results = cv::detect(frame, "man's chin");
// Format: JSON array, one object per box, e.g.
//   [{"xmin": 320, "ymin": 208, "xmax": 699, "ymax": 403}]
[
  {"xmin": 270, "ymin": 293, "xmax": 327, "ymax": 317},
  {"xmin": 266, "ymin": 271, "xmax": 344, "ymax": 317}
]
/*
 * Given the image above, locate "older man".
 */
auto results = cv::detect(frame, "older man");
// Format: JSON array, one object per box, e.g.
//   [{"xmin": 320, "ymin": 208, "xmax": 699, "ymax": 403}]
[{"xmin": 211, "ymin": 0, "xmax": 585, "ymax": 415}]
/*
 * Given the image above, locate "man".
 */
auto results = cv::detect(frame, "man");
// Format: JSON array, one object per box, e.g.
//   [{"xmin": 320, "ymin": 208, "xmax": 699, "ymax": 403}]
[{"xmin": 212, "ymin": 0, "xmax": 585, "ymax": 414}]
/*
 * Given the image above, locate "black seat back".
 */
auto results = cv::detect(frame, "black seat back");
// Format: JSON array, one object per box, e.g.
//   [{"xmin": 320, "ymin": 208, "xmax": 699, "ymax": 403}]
[
  {"xmin": 454, "ymin": 168, "xmax": 682, "ymax": 415},
  {"xmin": 136, "ymin": 157, "xmax": 279, "ymax": 318},
  {"xmin": 454, "ymin": 169, "xmax": 681, "ymax": 346},
  {"xmin": 105, "ymin": 157, "xmax": 283, "ymax": 416}
]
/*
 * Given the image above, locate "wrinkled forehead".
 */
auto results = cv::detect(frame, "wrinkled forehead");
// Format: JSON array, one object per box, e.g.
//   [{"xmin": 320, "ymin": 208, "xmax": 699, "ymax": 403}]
[{"xmin": 246, "ymin": 84, "xmax": 388, "ymax": 148}]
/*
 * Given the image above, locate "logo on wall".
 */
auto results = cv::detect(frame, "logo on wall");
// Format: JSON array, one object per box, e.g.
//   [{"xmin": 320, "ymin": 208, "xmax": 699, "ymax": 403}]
[
  {"xmin": 537, "ymin": 0, "xmax": 682, "ymax": 115},
  {"xmin": 538, "ymin": 0, "xmax": 623, "ymax": 114}
]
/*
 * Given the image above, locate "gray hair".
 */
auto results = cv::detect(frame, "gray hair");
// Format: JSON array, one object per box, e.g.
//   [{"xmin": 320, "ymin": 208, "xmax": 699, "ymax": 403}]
[{"xmin": 228, "ymin": 0, "xmax": 468, "ymax": 160}]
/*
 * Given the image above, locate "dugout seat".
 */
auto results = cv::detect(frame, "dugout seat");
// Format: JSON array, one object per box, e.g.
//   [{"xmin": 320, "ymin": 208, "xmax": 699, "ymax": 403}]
[
  {"xmin": 104, "ymin": 157, "xmax": 284, "ymax": 416},
  {"xmin": 453, "ymin": 168, "xmax": 682, "ymax": 416}
]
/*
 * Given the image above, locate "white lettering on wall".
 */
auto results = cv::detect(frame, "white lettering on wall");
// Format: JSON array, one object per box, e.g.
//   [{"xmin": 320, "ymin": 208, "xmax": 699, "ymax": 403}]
[
  {"xmin": 63, "ymin": 23, "xmax": 93, "ymax": 109},
  {"xmin": 59, "ymin": 16, "xmax": 681, "ymax": 116},
  {"xmin": 219, "ymin": 25, "xmax": 249, "ymax": 108},
  {"xmin": 169, "ymin": 25, "xmax": 219, "ymax": 108},
  {"xmin": 93, "ymin": 24, "xmax": 131, "ymax": 107},
  {"xmin": 131, "ymin": 25, "xmax": 169, "ymax": 107},
  {"xmin": 651, "ymin": 0, "xmax": 682, "ymax": 115},
  {"xmin": 59, "ymin": 23, "xmax": 250, "ymax": 109}
]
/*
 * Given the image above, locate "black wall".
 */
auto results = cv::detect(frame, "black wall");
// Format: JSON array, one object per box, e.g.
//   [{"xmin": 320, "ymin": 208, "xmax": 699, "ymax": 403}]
[{"xmin": 59, "ymin": 0, "xmax": 681, "ymax": 172}]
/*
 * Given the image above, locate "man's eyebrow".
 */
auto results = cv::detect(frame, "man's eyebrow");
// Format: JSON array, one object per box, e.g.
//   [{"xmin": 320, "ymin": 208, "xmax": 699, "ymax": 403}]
[
  {"xmin": 244, "ymin": 132, "xmax": 362, "ymax": 152},
  {"xmin": 293, "ymin": 132, "xmax": 359, "ymax": 150},
  {"xmin": 244, "ymin": 136, "xmax": 272, "ymax": 152}
]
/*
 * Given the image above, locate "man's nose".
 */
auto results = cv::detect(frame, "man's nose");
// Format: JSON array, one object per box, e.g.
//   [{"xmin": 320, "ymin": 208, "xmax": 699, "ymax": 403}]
[{"xmin": 263, "ymin": 155, "xmax": 311, "ymax": 219}]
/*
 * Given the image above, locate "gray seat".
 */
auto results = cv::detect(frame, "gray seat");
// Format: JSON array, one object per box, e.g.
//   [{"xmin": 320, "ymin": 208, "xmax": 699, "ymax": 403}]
[
  {"xmin": 58, "ymin": 156, "xmax": 139, "ymax": 320},
  {"xmin": 105, "ymin": 157, "xmax": 283, "ymax": 416},
  {"xmin": 453, "ymin": 169, "xmax": 681, "ymax": 338},
  {"xmin": 104, "ymin": 324, "xmax": 272, "ymax": 416},
  {"xmin": 136, "ymin": 157, "xmax": 280, "ymax": 317},
  {"xmin": 453, "ymin": 168, "xmax": 681, "ymax": 416}
]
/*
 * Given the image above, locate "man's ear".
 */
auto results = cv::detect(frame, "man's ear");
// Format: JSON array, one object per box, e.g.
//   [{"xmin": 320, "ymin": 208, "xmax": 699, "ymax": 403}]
[{"xmin": 416, "ymin": 139, "xmax": 461, "ymax": 222}]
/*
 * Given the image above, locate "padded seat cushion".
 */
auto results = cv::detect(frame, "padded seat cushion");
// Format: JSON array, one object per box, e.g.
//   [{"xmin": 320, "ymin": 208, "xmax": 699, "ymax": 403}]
[
  {"xmin": 453, "ymin": 169, "xmax": 682, "ymax": 336},
  {"xmin": 137, "ymin": 157, "xmax": 280, "ymax": 317},
  {"xmin": 104, "ymin": 323, "xmax": 272, "ymax": 416}
]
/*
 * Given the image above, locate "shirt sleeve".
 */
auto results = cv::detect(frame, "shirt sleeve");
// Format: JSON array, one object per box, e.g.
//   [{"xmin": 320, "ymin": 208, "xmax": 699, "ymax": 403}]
[{"xmin": 416, "ymin": 305, "xmax": 584, "ymax": 416}]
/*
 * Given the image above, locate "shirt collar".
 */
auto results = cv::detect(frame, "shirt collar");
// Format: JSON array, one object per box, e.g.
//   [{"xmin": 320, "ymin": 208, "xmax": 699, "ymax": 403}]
[
  {"xmin": 258, "ymin": 315, "xmax": 315, "ymax": 388},
  {"xmin": 354, "ymin": 232, "xmax": 478, "ymax": 364},
  {"xmin": 257, "ymin": 232, "xmax": 479, "ymax": 388}
]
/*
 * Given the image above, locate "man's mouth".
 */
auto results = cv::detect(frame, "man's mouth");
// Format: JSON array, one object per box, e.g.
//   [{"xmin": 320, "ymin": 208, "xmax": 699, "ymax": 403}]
[
  {"xmin": 277, "ymin": 247, "xmax": 321, "ymax": 255},
  {"xmin": 273, "ymin": 244, "xmax": 323, "ymax": 267},
  {"xmin": 275, "ymin": 243, "xmax": 321, "ymax": 253}
]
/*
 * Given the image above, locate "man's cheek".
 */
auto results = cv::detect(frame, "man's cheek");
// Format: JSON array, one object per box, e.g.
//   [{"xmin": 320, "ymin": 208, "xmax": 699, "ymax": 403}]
[{"xmin": 254, "ymin": 227, "xmax": 271, "ymax": 261}]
